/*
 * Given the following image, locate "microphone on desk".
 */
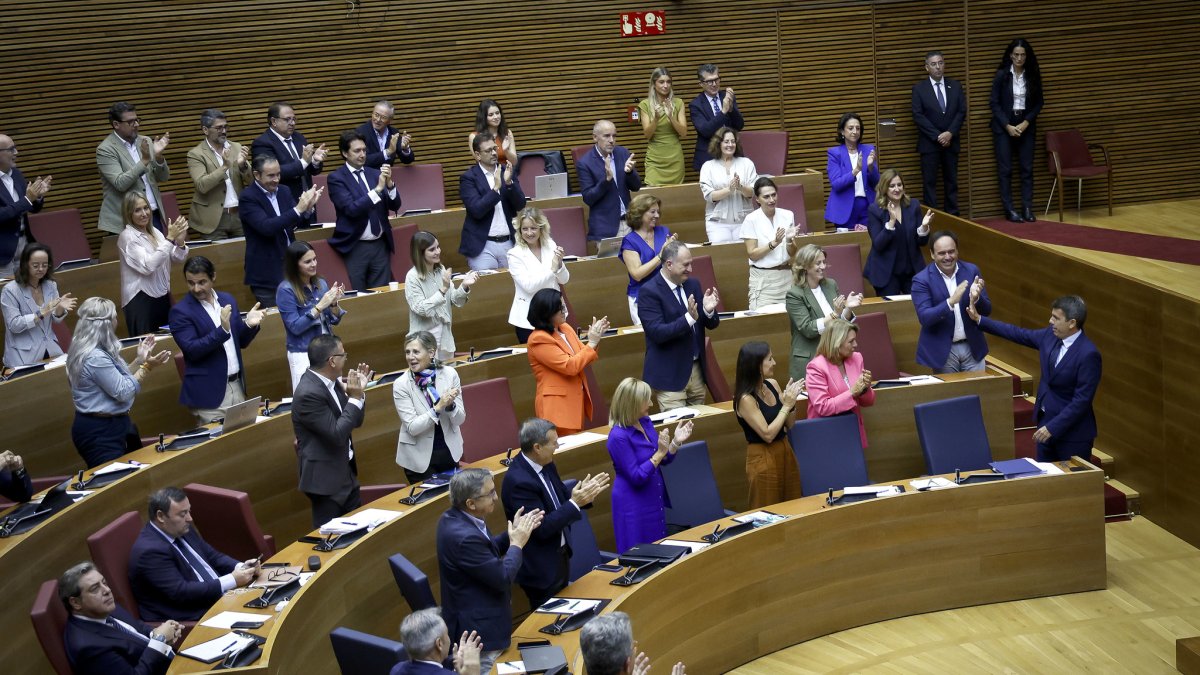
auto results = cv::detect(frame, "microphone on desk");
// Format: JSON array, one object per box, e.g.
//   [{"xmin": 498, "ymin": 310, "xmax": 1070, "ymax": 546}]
[
  {"xmin": 155, "ymin": 433, "xmax": 166, "ymax": 453},
  {"xmin": 499, "ymin": 447, "xmax": 516, "ymax": 466},
  {"xmin": 827, "ymin": 487, "xmax": 835, "ymax": 506},
  {"xmin": 955, "ymin": 468, "xmax": 962, "ymax": 485},
  {"xmin": 262, "ymin": 398, "xmax": 271, "ymax": 417},
  {"xmin": 73, "ymin": 470, "xmax": 86, "ymax": 491}
]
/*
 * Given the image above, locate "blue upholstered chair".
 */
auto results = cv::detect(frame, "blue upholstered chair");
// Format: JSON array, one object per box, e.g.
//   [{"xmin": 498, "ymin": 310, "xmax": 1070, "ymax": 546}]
[
  {"xmin": 788, "ymin": 414, "xmax": 870, "ymax": 496},
  {"xmin": 660, "ymin": 441, "xmax": 736, "ymax": 529},
  {"xmin": 329, "ymin": 626, "xmax": 406, "ymax": 675},
  {"xmin": 562, "ymin": 478, "xmax": 617, "ymax": 581},
  {"xmin": 914, "ymin": 394, "xmax": 993, "ymax": 474},
  {"xmin": 387, "ymin": 553, "xmax": 437, "ymax": 612}
]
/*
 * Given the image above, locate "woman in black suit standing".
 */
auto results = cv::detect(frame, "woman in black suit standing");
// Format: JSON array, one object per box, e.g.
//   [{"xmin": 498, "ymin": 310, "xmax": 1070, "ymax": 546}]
[{"xmin": 990, "ymin": 38, "xmax": 1044, "ymax": 222}]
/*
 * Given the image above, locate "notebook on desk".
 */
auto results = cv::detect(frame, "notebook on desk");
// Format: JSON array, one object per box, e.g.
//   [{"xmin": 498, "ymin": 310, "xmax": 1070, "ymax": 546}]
[{"xmin": 534, "ymin": 173, "xmax": 569, "ymax": 200}]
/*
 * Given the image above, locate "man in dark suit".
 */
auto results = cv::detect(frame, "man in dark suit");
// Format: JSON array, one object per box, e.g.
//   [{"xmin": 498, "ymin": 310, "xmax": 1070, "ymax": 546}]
[
  {"xmin": 578, "ymin": 120, "xmax": 642, "ymax": 241},
  {"xmin": 580, "ymin": 611, "xmax": 687, "ymax": 675},
  {"xmin": 169, "ymin": 256, "xmax": 264, "ymax": 425},
  {"xmin": 249, "ymin": 102, "xmax": 325, "ymax": 226},
  {"xmin": 458, "ymin": 134, "xmax": 527, "ymax": 271},
  {"xmin": 638, "ymin": 241, "xmax": 721, "ymax": 411},
  {"xmin": 128, "ymin": 486, "xmax": 260, "ymax": 622},
  {"xmin": 911, "ymin": 51, "xmax": 966, "ymax": 215},
  {"xmin": 968, "ymin": 293, "xmax": 1102, "ymax": 462},
  {"xmin": 501, "ymin": 418, "xmax": 609, "ymax": 609},
  {"xmin": 293, "ymin": 334, "xmax": 372, "ymax": 527},
  {"xmin": 59, "ymin": 561, "xmax": 183, "ymax": 675},
  {"xmin": 390, "ymin": 608, "xmax": 483, "ymax": 675},
  {"xmin": 688, "ymin": 63, "xmax": 745, "ymax": 171},
  {"xmin": 911, "ymin": 230, "xmax": 991, "ymax": 373},
  {"xmin": 355, "ymin": 100, "xmax": 416, "ymax": 170},
  {"xmin": 0, "ymin": 449, "xmax": 33, "ymax": 503},
  {"xmin": 327, "ymin": 130, "xmax": 401, "ymax": 290},
  {"xmin": 437, "ymin": 468, "xmax": 542, "ymax": 674},
  {"xmin": 239, "ymin": 154, "xmax": 323, "ymax": 307},
  {"xmin": 0, "ymin": 133, "xmax": 50, "ymax": 277}
]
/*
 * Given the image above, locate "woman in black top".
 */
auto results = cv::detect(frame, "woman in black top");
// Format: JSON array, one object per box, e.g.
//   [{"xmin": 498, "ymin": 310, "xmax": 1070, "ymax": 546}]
[
  {"xmin": 733, "ymin": 341, "xmax": 806, "ymax": 509},
  {"xmin": 990, "ymin": 38, "xmax": 1044, "ymax": 222}
]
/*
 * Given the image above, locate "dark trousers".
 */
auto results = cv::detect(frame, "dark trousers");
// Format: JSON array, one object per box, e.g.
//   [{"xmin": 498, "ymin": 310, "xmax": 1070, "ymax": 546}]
[
  {"xmin": 994, "ymin": 125, "xmax": 1036, "ymax": 212},
  {"xmin": 123, "ymin": 291, "xmax": 172, "ymax": 337},
  {"xmin": 72, "ymin": 413, "xmax": 140, "ymax": 468},
  {"xmin": 250, "ymin": 285, "xmax": 278, "ymax": 309},
  {"xmin": 342, "ymin": 238, "xmax": 391, "ymax": 291},
  {"xmin": 871, "ymin": 273, "xmax": 914, "ymax": 297},
  {"xmin": 401, "ymin": 435, "xmax": 458, "ymax": 485},
  {"xmin": 1037, "ymin": 438, "xmax": 1093, "ymax": 463},
  {"xmin": 520, "ymin": 546, "xmax": 571, "ymax": 610},
  {"xmin": 515, "ymin": 326, "xmax": 534, "ymax": 344},
  {"xmin": 306, "ymin": 485, "xmax": 361, "ymax": 529},
  {"xmin": 919, "ymin": 148, "xmax": 960, "ymax": 215}
]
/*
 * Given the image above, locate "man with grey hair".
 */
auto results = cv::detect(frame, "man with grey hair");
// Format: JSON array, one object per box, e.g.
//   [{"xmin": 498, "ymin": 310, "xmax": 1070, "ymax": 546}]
[
  {"xmin": 580, "ymin": 611, "xmax": 686, "ymax": 675},
  {"xmin": 0, "ymin": 132, "xmax": 51, "ymax": 277},
  {"xmin": 436, "ymin": 468, "xmax": 543, "ymax": 674},
  {"xmin": 186, "ymin": 108, "xmax": 252, "ymax": 239},
  {"xmin": 578, "ymin": 119, "xmax": 642, "ymax": 241},
  {"xmin": 356, "ymin": 99, "xmax": 416, "ymax": 169},
  {"xmin": 502, "ymin": 417, "xmax": 610, "ymax": 608},
  {"xmin": 390, "ymin": 608, "xmax": 483, "ymax": 675}
]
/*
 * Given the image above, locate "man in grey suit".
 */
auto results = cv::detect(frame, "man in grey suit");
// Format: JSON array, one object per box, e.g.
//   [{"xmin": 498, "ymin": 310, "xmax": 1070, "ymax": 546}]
[
  {"xmin": 96, "ymin": 101, "xmax": 171, "ymax": 235},
  {"xmin": 186, "ymin": 109, "xmax": 252, "ymax": 240},
  {"xmin": 292, "ymin": 334, "xmax": 373, "ymax": 528}
]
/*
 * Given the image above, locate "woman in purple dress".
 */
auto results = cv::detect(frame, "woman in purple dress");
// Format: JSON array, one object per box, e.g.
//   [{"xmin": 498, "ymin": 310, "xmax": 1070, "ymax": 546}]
[{"xmin": 606, "ymin": 377, "xmax": 694, "ymax": 553}]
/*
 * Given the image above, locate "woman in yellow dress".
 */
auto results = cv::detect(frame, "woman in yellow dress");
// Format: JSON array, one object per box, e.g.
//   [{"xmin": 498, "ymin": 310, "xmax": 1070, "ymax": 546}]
[{"xmin": 638, "ymin": 67, "xmax": 687, "ymax": 185}]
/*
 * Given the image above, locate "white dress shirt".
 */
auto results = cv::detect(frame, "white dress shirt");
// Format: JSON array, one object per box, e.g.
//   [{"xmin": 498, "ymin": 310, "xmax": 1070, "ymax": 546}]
[
  {"xmin": 208, "ymin": 141, "xmax": 239, "ymax": 208},
  {"xmin": 195, "ymin": 291, "xmax": 240, "ymax": 377},
  {"xmin": 122, "ymin": 138, "xmax": 160, "ymax": 210},
  {"xmin": 477, "ymin": 162, "xmax": 510, "ymax": 237},
  {"xmin": 938, "ymin": 263, "xmax": 967, "ymax": 342}
]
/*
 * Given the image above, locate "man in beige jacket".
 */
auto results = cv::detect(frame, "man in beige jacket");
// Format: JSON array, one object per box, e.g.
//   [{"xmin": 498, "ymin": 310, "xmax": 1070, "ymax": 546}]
[{"xmin": 186, "ymin": 109, "xmax": 252, "ymax": 239}]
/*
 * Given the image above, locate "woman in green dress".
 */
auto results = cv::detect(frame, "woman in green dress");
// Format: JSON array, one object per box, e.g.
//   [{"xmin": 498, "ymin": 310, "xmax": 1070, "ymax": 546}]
[{"xmin": 638, "ymin": 67, "xmax": 687, "ymax": 185}]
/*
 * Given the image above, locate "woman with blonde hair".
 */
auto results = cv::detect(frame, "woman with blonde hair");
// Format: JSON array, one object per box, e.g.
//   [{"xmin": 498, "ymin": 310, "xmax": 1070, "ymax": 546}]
[
  {"xmin": 785, "ymin": 243, "xmax": 861, "ymax": 381},
  {"xmin": 619, "ymin": 194, "xmax": 676, "ymax": 325},
  {"xmin": 805, "ymin": 318, "xmax": 875, "ymax": 447},
  {"xmin": 506, "ymin": 207, "xmax": 569, "ymax": 344},
  {"xmin": 863, "ymin": 168, "xmax": 932, "ymax": 296},
  {"xmin": 392, "ymin": 330, "xmax": 466, "ymax": 483},
  {"xmin": 116, "ymin": 190, "xmax": 189, "ymax": 336},
  {"xmin": 638, "ymin": 67, "xmax": 687, "ymax": 185}
]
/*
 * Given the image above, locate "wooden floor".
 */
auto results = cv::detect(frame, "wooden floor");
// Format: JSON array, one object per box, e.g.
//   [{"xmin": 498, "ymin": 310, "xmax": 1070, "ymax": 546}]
[{"xmin": 730, "ymin": 517, "xmax": 1200, "ymax": 673}]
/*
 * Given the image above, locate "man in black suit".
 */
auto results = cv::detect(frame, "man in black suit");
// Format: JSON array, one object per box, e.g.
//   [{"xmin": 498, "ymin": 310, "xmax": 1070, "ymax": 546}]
[
  {"xmin": 911, "ymin": 51, "xmax": 966, "ymax": 215},
  {"xmin": 458, "ymin": 134, "xmax": 527, "ymax": 271},
  {"xmin": 0, "ymin": 133, "xmax": 51, "ymax": 277},
  {"xmin": 239, "ymin": 154, "xmax": 323, "ymax": 307},
  {"xmin": 60, "ymin": 561, "xmax": 183, "ymax": 675},
  {"xmin": 327, "ymin": 130, "xmax": 401, "ymax": 290},
  {"xmin": 292, "ymin": 334, "xmax": 373, "ymax": 527},
  {"xmin": 355, "ymin": 100, "xmax": 416, "ymax": 169},
  {"xmin": 249, "ymin": 102, "xmax": 326, "ymax": 225},
  {"xmin": 688, "ymin": 63, "xmax": 744, "ymax": 171},
  {"xmin": 580, "ymin": 611, "xmax": 687, "ymax": 675},
  {"xmin": 0, "ymin": 449, "xmax": 33, "ymax": 503},
  {"xmin": 500, "ymin": 418, "xmax": 609, "ymax": 609}
]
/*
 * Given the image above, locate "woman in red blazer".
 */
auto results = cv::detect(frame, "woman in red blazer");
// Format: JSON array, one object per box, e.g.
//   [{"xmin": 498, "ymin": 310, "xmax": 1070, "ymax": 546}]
[
  {"xmin": 526, "ymin": 288, "xmax": 610, "ymax": 436},
  {"xmin": 805, "ymin": 318, "xmax": 876, "ymax": 447}
]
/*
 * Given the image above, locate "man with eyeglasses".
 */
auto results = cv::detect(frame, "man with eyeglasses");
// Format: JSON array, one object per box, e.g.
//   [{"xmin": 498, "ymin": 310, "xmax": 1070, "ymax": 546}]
[
  {"xmin": 459, "ymin": 134, "xmax": 527, "ymax": 271},
  {"xmin": 96, "ymin": 101, "xmax": 171, "ymax": 235},
  {"xmin": 250, "ymin": 101, "xmax": 327, "ymax": 226},
  {"xmin": 688, "ymin": 63, "xmax": 744, "ymax": 171},
  {"xmin": 186, "ymin": 109, "xmax": 252, "ymax": 240},
  {"xmin": 0, "ymin": 134, "xmax": 51, "ymax": 278},
  {"xmin": 128, "ymin": 486, "xmax": 262, "ymax": 622},
  {"xmin": 911, "ymin": 50, "xmax": 966, "ymax": 216},
  {"xmin": 354, "ymin": 99, "xmax": 416, "ymax": 169}
]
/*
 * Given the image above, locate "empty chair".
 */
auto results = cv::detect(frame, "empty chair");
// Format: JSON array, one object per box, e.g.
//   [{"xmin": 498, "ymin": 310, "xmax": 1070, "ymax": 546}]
[
  {"xmin": 159, "ymin": 190, "xmax": 182, "ymax": 222},
  {"xmin": 183, "ymin": 483, "xmax": 276, "ymax": 559},
  {"xmin": 542, "ymin": 206, "xmax": 588, "ymax": 257},
  {"xmin": 739, "ymin": 130, "xmax": 789, "ymax": 176},
  {"xmin": 308, "ymin": 238, "xmax": 353, "ymax": 290},
  {"xmin": 329, "ymin": 626, "xmax": 406, "ymax": 675},
  {"xmin": 459, "ymin": 378, "xmax": 520, "ymax": 463},
  {"xmin": 562, "ymin": 478, "xmax": 617, "ymax": 581},
  {"xmin": 389, "ymin": 222, "xmax": 418, "ymax": 283},
  {"xmin": 788, "ymin": 414, "xmax": 869, "ymax": 496},
  {"xmin": 660, "ymin": 441, "xmax": 736, "ymax": 529},
  {"xmin": 703, "ymin": 336, "xmax": 732, "ymax": 403},
  {"xmin": 821, "ymin": 243, "xmax": 865, "ymax": 296},
  {"xmin": 516, "ymin": 154, "xmax": 548, "ymax": 196},
  {"xmin": 570, "ymin": 145, "xmax": 593, "ymax": 192},
  {"xmin": 852, "ymin": 311, "xmax": 901, "ymax": 380},
  {"xmin": 688, "ymin": 255, "xmax": 725, "ymax": 312},
  {"xmin": 27, "ymin": 208, "xmax": 91, "ymax": 265},
  {"xmin": 914, "ymin": 394, "xmax": 993, "ymax": 474},
  {"xmin": 387, "ymin": 553, "xmax": 437, "ymax": 611},
  {"xmin": 393, "ymin": 163, "xmax": 446, "ymax": 212},
  {"xmin": 360, "ymin": 483, "xmax": 408, "ymax": 504},
  {"xmin": 311, "ymin": 173, "xmax": 337, "ymax": 224},
  {"xmin": 30, "ymin": 578, "xmax": 72, "ymax": 675},
  {"xmin": 85, "ymin": 511, "xmax": 143, "ymax": 618},
  {"xmin": 1045, "ymin": 129, "xmax": 1113, "ymax": 221},
  {"xmin": 774, "ymin": 183, "xmax": 808, "ymax": 233}
]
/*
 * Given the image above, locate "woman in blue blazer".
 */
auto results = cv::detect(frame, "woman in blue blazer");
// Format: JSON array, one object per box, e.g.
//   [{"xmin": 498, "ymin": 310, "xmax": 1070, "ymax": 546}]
[
  {"xmin": 863, "ymin": 168, "xmax": 933, "ymax": 296},
  {"xmin": 824, "ymin": 112, "xmax": 879, "ymax": 230},
  {"xmin": 276, "ymin": 241, "xmax": 345, "ymax": 390}
]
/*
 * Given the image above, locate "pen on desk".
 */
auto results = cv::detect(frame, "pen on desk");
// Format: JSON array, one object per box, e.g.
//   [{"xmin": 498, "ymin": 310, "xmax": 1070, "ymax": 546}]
[{"xmin": 220, "ymin": 638, "xmax": 239, "ymax": 653}]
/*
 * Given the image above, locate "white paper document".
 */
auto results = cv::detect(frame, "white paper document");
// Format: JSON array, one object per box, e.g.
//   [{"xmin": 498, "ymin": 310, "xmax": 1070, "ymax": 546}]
[
  {"xmin": 732, "ymin": 511, "xmax": 787, "ymax": 525},
  {"xmin": 496, "ymin": 662, "xmax": 525, "ymax": 674},
  {"xmin": 660, "ymin": 539, "xmax": 711, "ymax": 554},
  {"xmin": 200, "ymin": 611, "xmax": 270, "ymax": 629},
  {"xmin": 910, "ymin": 477, "xmax": 958, "ymax": 490},
  {"xmin": 180, "ymin": 632, "xmax": 257, "ymax": 662},
  {"xmin": 555, "ymin": 431, "xmax": 608, "ymax": 452},
  {"xmin": 94, "ymin": 462, "xmax": 143, "ymax": 475},
  {"xmin": 534, "ymin": 598, "xmax": 602, "ymax": 614},
  {"xmin": 842, "ymin": 485, "xmax": 903, "ymax": 496},
  {"xmin": 319, "ymin": 508, "xmax": 402, "ymax": 535},
  {"xmin": 649, "ymin": 407, "xmax": 701, "ymax": 423}
]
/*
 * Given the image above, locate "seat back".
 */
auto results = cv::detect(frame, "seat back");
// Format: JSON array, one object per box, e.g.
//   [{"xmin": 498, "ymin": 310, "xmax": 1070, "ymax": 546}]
[
  {"xmin": 582, "ymin": 364, "xmax": 609, "ymax": 429},
  {"xmin": 311, "ymin": 173, "xmax": 337, "ymax": 224},
  {"xmin": 660, "ymin": 441, "xmax": 728, "ymax": 528},
  {"xmin": 689, "ymin": 255, "xmax": 725, "ymax": 312},
  {"xmin": 821, "ymin": 244, "xmax": 865, "ymax": 296},
  {"xmin": 703, "ymin": 337, "xmax": 731, "ymax": 403},
  {"xmin": 51, "ymin": 321, "xmax": 72, "ymax": 352},
  {"xmin": 516, "ymin": 154, "xmax": 548, "ymax": 197},
  {"xmin": 565, "ymin": 512, "xmax": 607, "ymax": 582},
  {"xmin": 359, "ymin": 483, "xmax": 407, "ymax": 504},
  {"xmin": 738, "ymin": 130, "xmax": 789, "ymax": 175},
  {"xmin": 774, "ymin": 183, "xmax": 808, "ymax": 233},
  {"xmin": 28, "ymin": 209, "xmax": 91, "ymax": 264},
  {"xmin": 85, "ymin": 511, "xmax": 143, "ymax": 619},
  {"xmin": 183, "ymin": 483, "xmax": 276, "ymax": 559},
  {"xmin": 1045, "ymin": 129, "xmax": 1092, "ymax": 173},
  {"xmin": 389, "ymin": 222, "xmax": 418, "ymax": 283},
  {"xmin": 173, "ymin": 351, "xmax": 186, "ymax": 381},
  {"xmin": 393, "ymin": 163, "xmax": 446, "ymax": 212},
  {"xmin": 542, "ymin": 206, "xmax": 588, "ymax": 257},
  {"xmin": 30, "ymin": 578, "xmax": 73, "ymax": 675},
  {"xmin": 570, "ymin": 145, "xmax": 593, "ymax": 191},
  {"xmin": 329, "ymin": 626, "xmax": 406, "ymax": 675},
  {"xmin": 387, "ymin": 553, "xmax": 437, "ymax": 611},
  {"xmin": 0, "ymin": 474, "xmax": 68, "ymax": 511},
  {"xmin": 788, "ymin": 414, "xmax": 870, "ymax": 496},
  {"xmin": 308, "ymin": 238, "xmax": 354, "ymax": 290},
  {"xmin": 853, "ymin": 311, "xmax": 900, "ymax": 380},
  {"xmin": 459, "ymin": 378, "xmax": 520, "ymax": 462},
  {"xmin": 159, "ymin": 190, "xmax": 182, "ymax": 222},
  {"xmin": 914, "ymin": 394, "xmax": 993, "ymax": 474}
]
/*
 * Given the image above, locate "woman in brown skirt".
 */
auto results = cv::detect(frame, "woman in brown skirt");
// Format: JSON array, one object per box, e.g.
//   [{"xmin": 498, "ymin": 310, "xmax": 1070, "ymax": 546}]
[{"xmin": 733, "ymin": 341, "xmax": 806, "ymax": 508}]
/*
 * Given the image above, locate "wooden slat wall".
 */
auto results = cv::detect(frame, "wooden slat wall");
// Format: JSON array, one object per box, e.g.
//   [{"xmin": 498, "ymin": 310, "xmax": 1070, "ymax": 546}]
[{"xmin": 3, "ymin": 0, "xmax": 1198, "ymax": 257}]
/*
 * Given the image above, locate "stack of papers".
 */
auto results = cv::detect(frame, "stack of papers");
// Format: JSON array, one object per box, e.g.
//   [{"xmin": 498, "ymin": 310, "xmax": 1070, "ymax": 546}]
[
  {"xmin": 534, "ymin": 598, "xmax": 601, "ymax": 615},
  {"xmin": 733, "ymin": 511, "xmax": 787, "ymax": 526},
  {"xmin": 200, "ymin": 611, "xmax": 269, "ymax": 629},
  {"xmin": 318, "ymin": 508, "xmax": 402, "ymax": 535},
  {"xmin": 911, "ymin": 477, "xmax": 958, "ymax": 490},
  {"xmin": 659, "ymin": 539, "xmax": 711, "ymax": 553},
  {"xmin": 649, "ymin": 407, "xmax": 700, "ymax": 423},
  {"xmin": 555, "ymin": 431, "xmax": 607, "ymax": 452},
  {"xmin": 180, "ymin": 631, "xmax": 257, "ymax": 662},
  {"xmin": 94, "ymin": 461, "xmax": 144, "ymax": 475},
  {"xmin": 843, "ymin": 485, "xmax": 903, "ymax": 497}
]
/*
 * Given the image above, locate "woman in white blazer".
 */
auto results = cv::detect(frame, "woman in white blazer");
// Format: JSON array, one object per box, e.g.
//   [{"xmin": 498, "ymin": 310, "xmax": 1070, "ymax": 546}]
[
  {"xmin": 392, "ymin": 330, "xmax": 467, "ymax": 483},
  {"xmin": 2, "ymin": 244, "xmax": 77, "ymax": 367},
  {"xmin": 506, "ymin": 207, "xmax": 570, "ymax": 344}
]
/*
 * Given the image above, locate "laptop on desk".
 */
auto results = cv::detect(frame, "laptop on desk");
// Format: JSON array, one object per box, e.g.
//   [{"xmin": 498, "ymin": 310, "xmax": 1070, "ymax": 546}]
[
  {"xmin": 535, "ymin": 173, "xmax": 569, "ymax": 200},
  {"xmin": 209, "ymin": 396, "xmax": 262, "ymax": 436},
  {"xmin": 595, "ymin": 236, "xmax": 623, "ymax": 258}
]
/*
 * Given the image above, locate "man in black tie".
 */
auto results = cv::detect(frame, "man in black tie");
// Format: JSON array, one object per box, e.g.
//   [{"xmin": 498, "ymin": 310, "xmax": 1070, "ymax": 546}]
[
  {"xmin": 239, "ymin": 155, "xmax": 323, "ymax": 307},
  {"xmin": 688, "ymin": 64, "xmax": 745, "ymax": 171},
  {"xmin": 911, "ymin": 51, "xmax": 966, "ymax": 215},
  {"xmin": 61, "ymin": 560, "xmax": 183, "ymax": 675},
  {"xmin": 250, "ymin": 102, "xmax": 326, "ymax": 226},
  {"xmin": 500, "ymin": 417, "xmax": 610, "ymax": 609},
  {"xmin": 128, "ymin": 487, "xmax": 261, "ymax": 622},
  {"xmin": 327, "ymin": 130, "xmax": 401, "ymax": 290},
  {"xmin": 0, "ymin": 133, "xmax": 51, "ymax": 277}
]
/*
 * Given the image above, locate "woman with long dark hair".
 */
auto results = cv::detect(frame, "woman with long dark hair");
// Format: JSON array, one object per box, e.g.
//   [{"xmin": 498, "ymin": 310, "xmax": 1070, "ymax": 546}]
[
  {"xmin": 526, "ymin": 288, "xmax": 609, "ymax": 436},
  {"xmin": 733, "ymin": 341, "xmax": 805, "ymax": 508},
  {"xmin": 277, "ymin": 240, "xmax": 346, "ymax": 390},
  {"xmin": 467, "ymin": 98, "xmax": 517, "ymax": 167},
  {"xmin": 990, "ymin": 38, "xmax": 1044, "ymax": 222},
  {"xmin": 825, "ymin": 112, "xmax": 879, "ymax": 230}
]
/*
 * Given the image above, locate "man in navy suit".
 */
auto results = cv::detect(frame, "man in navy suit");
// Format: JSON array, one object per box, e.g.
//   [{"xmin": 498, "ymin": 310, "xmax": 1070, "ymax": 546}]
[
  {"xmin": 249, "ymin": 102, "xmax": 326, "ymax": 226},
  {"xmin": 169, "ymin": 256, "xmax": 264, "ymax": 424},
  {"xmin": 239, "ymin": 154, "xmax": 323, "ymax": 307},
  {"xmin": 390, "ymin": 608, "xmax": 483, "ymax": 675},
  {"xmin": 688, "ymin": 63, "xmax": 745, "ymax": 171},
  {"xmin": 458, "ymin": 134, "xmax": 527, "ymax": 271},
  {"xmin": 60, "ymin": 561, "xmax": 183, "ymax": 675},
  {"xmin": 328, "ymin": 130, "xmax": 401, "ymax": 290},
  {"xmin": 0, "ymin": 133, "xmax": 51, "ymax": 277},
  {"xmin": 638, "ymin": 241, "xmax": 721, "ymax": 411},
  {"xmin": 911, "ymin": 51, "xmax": 966, "ymax": 215},
  {"xmin": 355, "ymin": 100, "xmax": 416, "ymax": 169},
  {"xmin": 911, "ymin": 230, "xmax": 991, "ymax": 373},
  {"xmin": 578, "ymin": 120, "xmax": 642, "ymax": 241},
  {"xmin": 437, "ymin": 468, "xmax": 542, "ymax": 674},
  {"xmin": 128, "ymin": 487, "xmax": 260, "ymax": 622},
  {"xmin": 969, "ymin": 294, "xmax": 1102, "ymax": 462},
  {"xmin": 501, "ymin": 418, "xmax": 610, "ymax": 609},
  {"xmin": 0, "ymin": 449, "xmax": 33, "ymax": 503}
]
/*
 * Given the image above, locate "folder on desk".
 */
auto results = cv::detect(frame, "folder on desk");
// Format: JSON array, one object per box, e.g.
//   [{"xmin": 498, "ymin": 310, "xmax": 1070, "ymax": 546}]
[
  {"xmin": 618, "ymin": 542, "xmax": 689, "ymax": 566},
  {"xmin": 989, "ymin": 457, "xmax": 1046, "ymax": 478},
  {"xmin": 518, "ymin": 644, "xmax": 568, "ymax": 673}
]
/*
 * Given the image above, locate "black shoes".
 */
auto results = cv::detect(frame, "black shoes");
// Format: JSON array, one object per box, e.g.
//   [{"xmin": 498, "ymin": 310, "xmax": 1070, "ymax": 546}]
[
  {"xmin": 1022, "ymin": 207, "xmax": 1036, "ymax": 222},
  {"xmin": 1006, "ymin": 210, "xmax": 1023, "ymax": 222}
]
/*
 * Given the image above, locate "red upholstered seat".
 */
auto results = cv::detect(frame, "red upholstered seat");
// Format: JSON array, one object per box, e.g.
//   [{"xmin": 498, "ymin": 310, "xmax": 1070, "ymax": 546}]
[
  {"xmin": 703, "ymin": 337, "xmax": 731, "ymax": 403},
  {"xmin": 516, "ymin": 154, "xmax": 548, "ymax": 197},
  {"xmin": 689, "ymin": 255, "xmax": 725, "ymax": 312},
  {"xmin": 30, "ymin": 578, "xmax": 72, "ymax": 675},
  {"xmin": 389, "ymin": 222, "xmax": 418, "ymax": 283},
  {"xmin": 774, "ymin": 183, "xmax": 808, "ymax": 233},
  {"xmin": 311, "ymin": 173, "xmax": 336, "ymax": 224},
  {"xmin": 308, "ymin": 238, "xmax": 353, "ymax": 290},
  {"xmin": 542, "ymin": 206, "xmax": 588, "ymax": 257},
  {"xmin": 393, "ymin": 163, "xmax": 445, "ymax": 212},
  {"xmin": 821, "ymin": 244, "xmax": 865, "ymax": 297},
  {"xmin": 1045, "ymin": 129, "xmax": 1113, "ymax": 221},
  {"xmin": 738, "ymin": 130, "xmax": 789, "ymax": 176},
  {"xmin": 852, "ymin": 311, "xmax": 901, "ymax": 380},
  {"xmin": 159, "ymin": 190, "xmax": 182, "ymax": 222},
  {"xmin": 459, "ymin": 378, "xmax": 520, "ymax": 463},
  {"xmin": 28, "ymin": 208, "xmax": 91, "ymax": 264},
  {"xmin": 86, "ymin": 511, "xmax": 143, "ymax": 618},
  {"xmin": 183, "ymin": 483, "xmax": 276, "ymax": 560}
]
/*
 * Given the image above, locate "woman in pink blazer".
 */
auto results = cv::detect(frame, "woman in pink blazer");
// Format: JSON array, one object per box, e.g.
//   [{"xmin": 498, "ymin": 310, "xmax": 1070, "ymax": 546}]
[{"xmin": 805, "ymin": 318, "xmax": 876, "ymax": 447}]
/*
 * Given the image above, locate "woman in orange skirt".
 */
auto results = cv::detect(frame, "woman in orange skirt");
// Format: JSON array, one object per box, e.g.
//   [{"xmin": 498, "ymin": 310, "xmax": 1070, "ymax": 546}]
[{"xmin": 733, "ymin": 341, "xmax": 806, "ymax": 508}]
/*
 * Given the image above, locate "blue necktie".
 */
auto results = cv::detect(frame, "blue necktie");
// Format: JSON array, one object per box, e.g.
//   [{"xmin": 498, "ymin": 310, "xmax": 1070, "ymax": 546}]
[
  {"xmin": 711, "ymin": 96, "xmax": 720, "ymax": 115},
  {"xmin": 935, "ymin": 82, "xmax": 946, "ymax": 113},
  {"xmin": 174, "ymin": 538, "xmax": 216, "ymax": 582}
]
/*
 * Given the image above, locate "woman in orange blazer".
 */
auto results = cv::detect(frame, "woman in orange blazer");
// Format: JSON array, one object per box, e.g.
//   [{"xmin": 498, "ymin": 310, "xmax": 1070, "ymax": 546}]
[
  {"xmin": 526, "ymin": 288, "xmax": 611, "ymax": 436},
  {"xmin": 805, "ymin": 318, "xmax": 876, "ymax": 447}
]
